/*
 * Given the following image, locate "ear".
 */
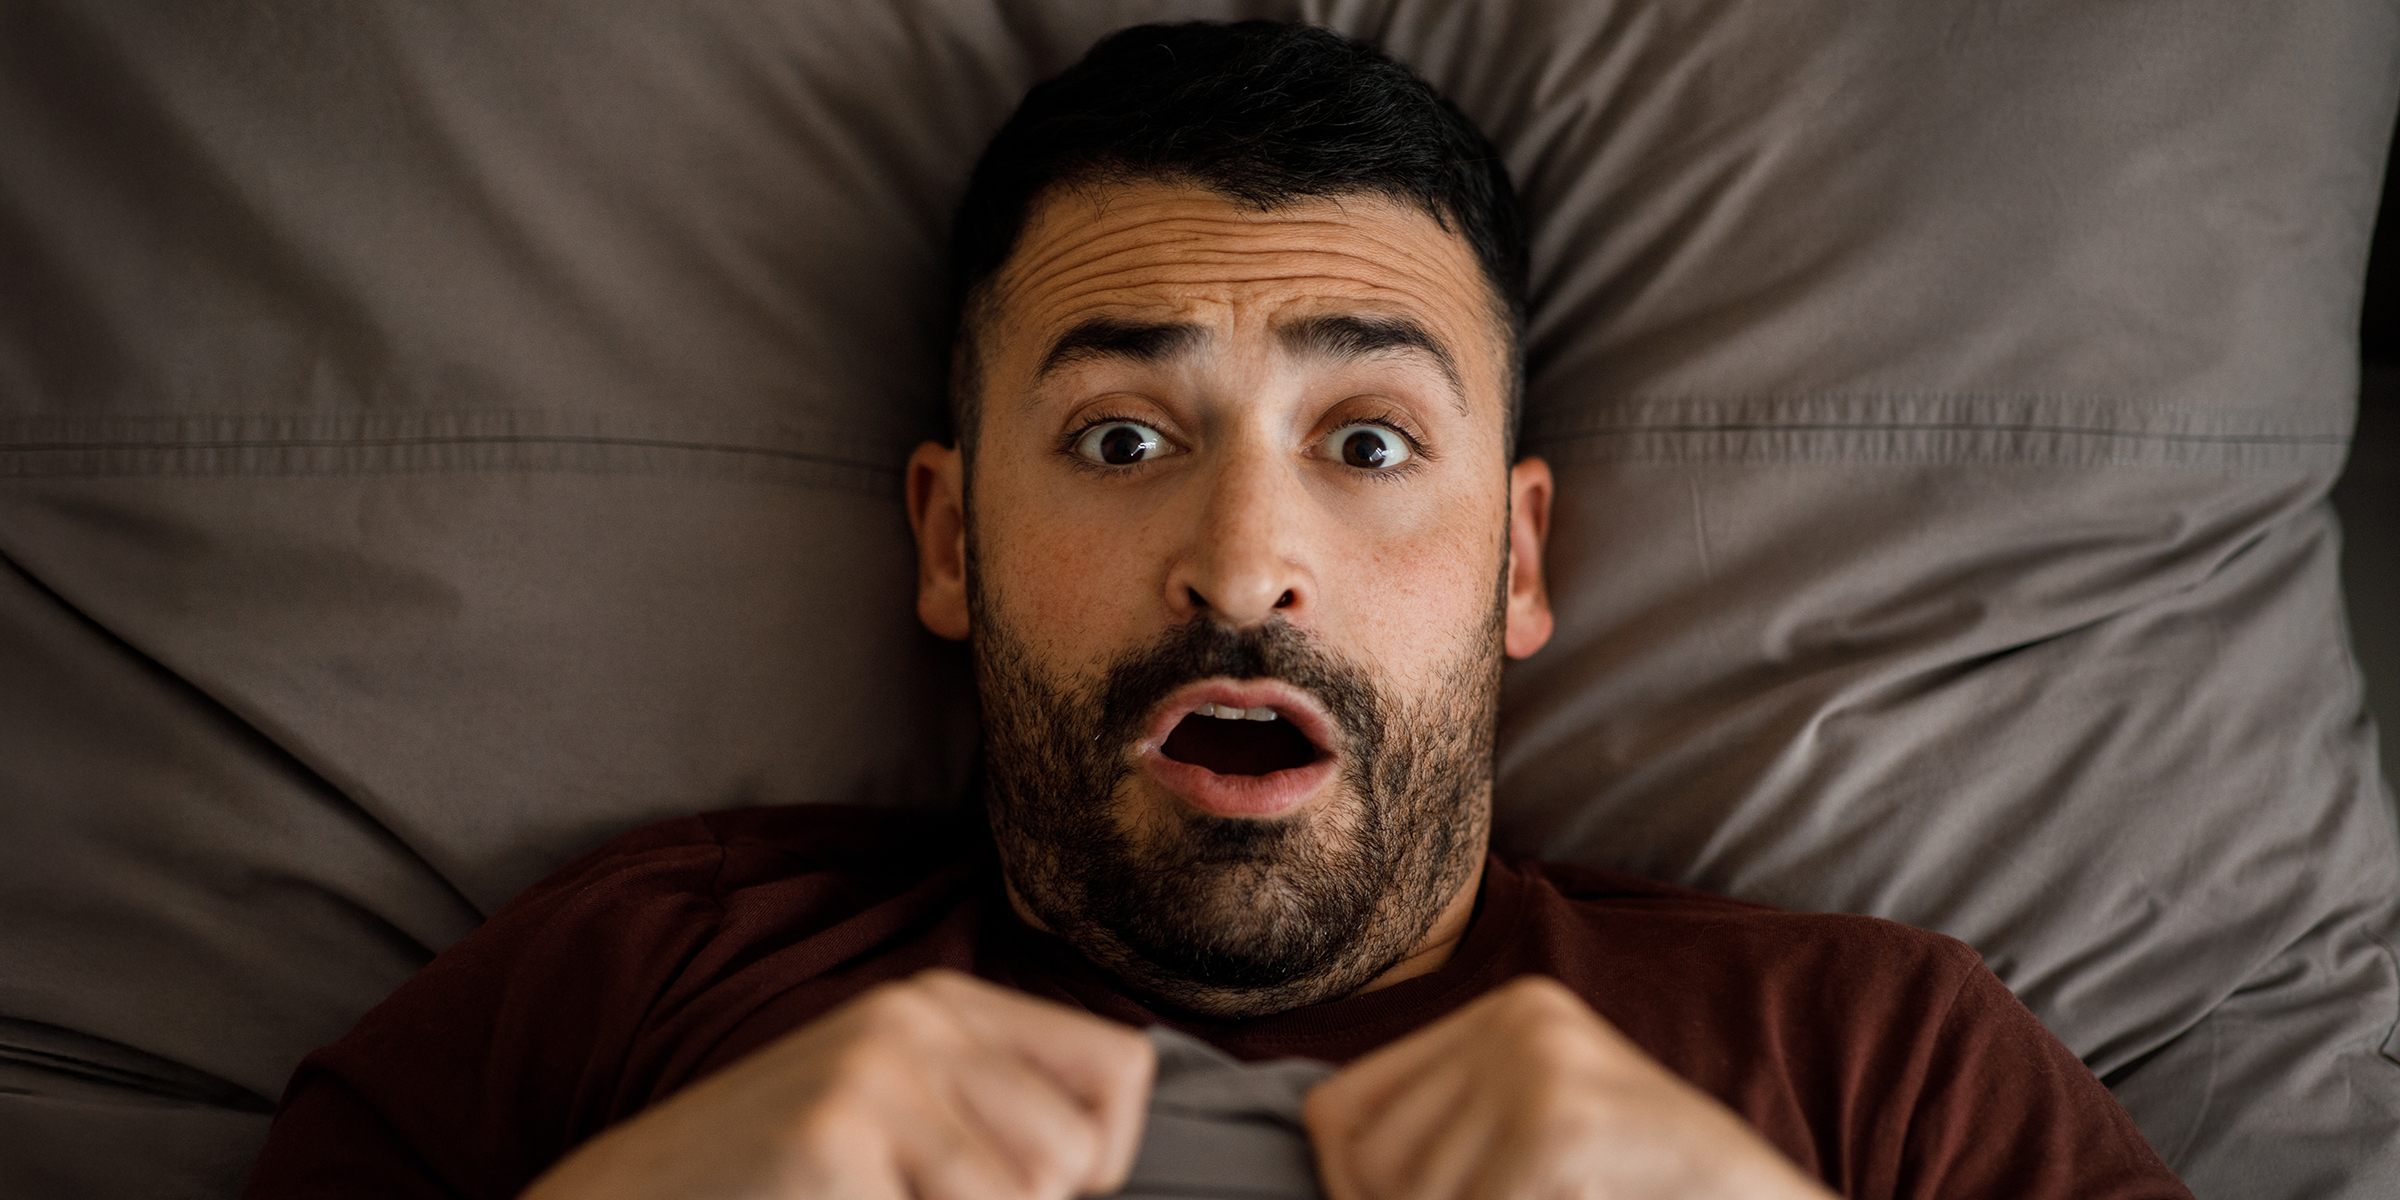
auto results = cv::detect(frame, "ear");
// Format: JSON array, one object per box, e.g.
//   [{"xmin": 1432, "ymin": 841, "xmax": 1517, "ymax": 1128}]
[
  {"xmin": 1503, "ymin": 456, "xmax": 1555, "ymax": 659},
  {"xmin": 906, "ymin": 441, "xmax": 971, "ymax": 641}
]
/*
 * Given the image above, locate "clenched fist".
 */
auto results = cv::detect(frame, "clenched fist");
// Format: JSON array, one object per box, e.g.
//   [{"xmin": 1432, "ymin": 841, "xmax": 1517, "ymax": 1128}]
[
  {"xmin": 1304, "ymin": 976, "xmax": 1835, "ymax": 1200},
  {"xmin": 524, "ymin": 970, "xmax": 1155, "ymax": 1200}
]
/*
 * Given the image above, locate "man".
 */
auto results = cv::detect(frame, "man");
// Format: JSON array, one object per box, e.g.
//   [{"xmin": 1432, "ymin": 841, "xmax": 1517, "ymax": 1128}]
[{"xmin": 242, "ymin": 21, "xmax": 2188, "ymax": 1200}]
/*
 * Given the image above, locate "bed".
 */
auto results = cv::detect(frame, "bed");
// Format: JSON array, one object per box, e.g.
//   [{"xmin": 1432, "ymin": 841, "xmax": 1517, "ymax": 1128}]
[{"xmin": 2, "ymin": 1, "xmax": 2394, "ymax": 1196}]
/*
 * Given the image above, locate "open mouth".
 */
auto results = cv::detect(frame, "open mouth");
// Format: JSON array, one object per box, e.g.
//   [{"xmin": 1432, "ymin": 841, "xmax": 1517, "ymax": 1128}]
[{"xmin": 1160, "ymin": 703, "xmax": 1325, "ymax": 776}]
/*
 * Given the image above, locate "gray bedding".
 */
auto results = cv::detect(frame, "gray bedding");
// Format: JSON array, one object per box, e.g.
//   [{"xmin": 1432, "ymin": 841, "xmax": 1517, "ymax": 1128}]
[{"xmin": 2, "ymin": 2, "xmax": 2395, "ymax": 1196}]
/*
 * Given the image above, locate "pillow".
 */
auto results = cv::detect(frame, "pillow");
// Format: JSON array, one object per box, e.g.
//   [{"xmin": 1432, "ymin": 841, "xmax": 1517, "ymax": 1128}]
[
  {"xmin": 1, "ymin": 2, "xmax": 2392, "ymax": 1196},
  {"xmin": 1466, "ymin": 3, "xmax": 2400, "ymax": 1190}
]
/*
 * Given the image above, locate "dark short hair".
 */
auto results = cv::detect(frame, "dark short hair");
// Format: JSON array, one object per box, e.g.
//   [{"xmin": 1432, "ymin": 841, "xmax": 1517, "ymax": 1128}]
[{"xmin": 946, "ymin": 20, "xmax": 1529, "ymax": 453}]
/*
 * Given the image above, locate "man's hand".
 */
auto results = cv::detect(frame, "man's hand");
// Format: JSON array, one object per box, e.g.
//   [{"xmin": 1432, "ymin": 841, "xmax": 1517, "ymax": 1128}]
[
  {"xmin": 1303, "ymin": 976, "xmax": 1836, "ymax": 1200},
  {"xmin": 524, "ymin": 970, "xmax": 1155, "ymax": 1200}
]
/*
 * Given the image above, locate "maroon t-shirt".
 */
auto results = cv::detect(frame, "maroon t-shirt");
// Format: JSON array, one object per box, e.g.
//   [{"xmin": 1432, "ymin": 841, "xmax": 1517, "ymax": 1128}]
[{"xmin": 242, "ymin": 806, "xmax": 2189, "ymax": 1199}]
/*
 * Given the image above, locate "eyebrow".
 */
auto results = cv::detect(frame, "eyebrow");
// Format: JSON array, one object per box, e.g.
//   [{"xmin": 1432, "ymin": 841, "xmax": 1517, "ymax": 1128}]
[
  {"xmin": 1276, "ymin": 313, "xmax": 1466, "ymax": 412},
  {"xmin": 1030, "ymin": 312, "xmax": 1468, "ymax": 412},
  {"xmin": 1035, "ymin": 318, "xmax": 1204, "ymax": 381}
]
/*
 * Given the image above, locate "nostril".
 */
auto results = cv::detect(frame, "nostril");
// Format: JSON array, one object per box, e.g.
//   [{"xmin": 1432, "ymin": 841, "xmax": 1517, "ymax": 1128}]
[
  {"xmin": 1275, "ymin": 590, "xmax": 1295, "ymax": 608},
  {"xmin": 1188, "ymin": 586, "xmax": 1210, "ymax": 610}
]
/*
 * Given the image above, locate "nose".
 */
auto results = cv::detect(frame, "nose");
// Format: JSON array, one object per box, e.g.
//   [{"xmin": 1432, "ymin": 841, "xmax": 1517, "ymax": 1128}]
[{"xmin": 1165, "ymin": 447, "xmax": 1311, "ymax": 628}]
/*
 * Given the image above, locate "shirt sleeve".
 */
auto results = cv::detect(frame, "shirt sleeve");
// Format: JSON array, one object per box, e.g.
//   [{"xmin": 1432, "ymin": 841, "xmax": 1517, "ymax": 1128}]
[
  {"xmin": 238, "ymin": 818, "xmax": 734, "ymax": 1200},
  {"xmin": 1897, "ymin": 950, "xmax": 2194, "ymax": 1200}
]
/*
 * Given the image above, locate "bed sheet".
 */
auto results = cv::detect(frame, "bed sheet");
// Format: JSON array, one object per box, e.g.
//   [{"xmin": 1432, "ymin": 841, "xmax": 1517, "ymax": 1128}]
[{"xmin": 2, "ymin": 2, "xmax": 2395, "ymax": 1195}]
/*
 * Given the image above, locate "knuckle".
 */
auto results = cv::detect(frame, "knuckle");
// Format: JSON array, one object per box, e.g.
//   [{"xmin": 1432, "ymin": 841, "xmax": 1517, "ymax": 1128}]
[
  {"xmin": 1522, "ymin": 1014, "xmax": 1594, "ymax": 1063},
  {"xmin": 1104, "ymin": 1019, "xmax": 1154, "ymax": 1062},
  {"xmin": 909, "ymin": 966, "xmax": 981, "ymax": 999},
  {"xmin": 1012, "ymin": 1075, "xmax": 1110, "ymax": 1185},
  {"xmin": 1525, "ymin": 1068, "xmax": 1591, "ymax": 1118},
  {"xmin": 1108, "ymin": 1028, "xmax": 1159, "ymax": 1093},
  {"xmin": 1020, "ymin": 1126, "xmax": 1097, "ymax": 1196},
  {"xmin": 855, "ymin": 982, "xmax": 953, "ymax": 1043},
  {"xmin": 915, "ymin": 1141, "xmax": 1028, "ymax": 1200},
  {"xmin": 824, "ymin": 1000, "xmax": 956, "ymax": 1097},
  {"xmin": 1497, "ymin": 974, "xmax": 1578, "ymax": 1015},
  {"xmin": 823, "ymin": 1032, "xmax": 901, "ymax": 1096},
  {"xmin": 1484, "ymin": 979, "xmax": 1603, "ymax": 1056}
]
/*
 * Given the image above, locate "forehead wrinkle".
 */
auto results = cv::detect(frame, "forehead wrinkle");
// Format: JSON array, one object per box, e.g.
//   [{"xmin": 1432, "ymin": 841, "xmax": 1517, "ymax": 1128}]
[
  {"xmin": 1020, "ymin": 243, "xmax": 1458, "ymax": 304},
  {"xmin": 1002, "ymin": 221, "xmax": 1224, "ymax": 296},
  {"xmin": 1006, "ymin": 208, "xmax": 1461, "ymax": 298},
  {"xmin": 1028, "ymin": 242, "xmax": 1468, "ymax": 309},
  {"xmin": 1016, "ymin": 256, "xmax": 1428, "ymax": 328},
  {"xmin": 998, "ymin": 208, "xmax": 1341, "ymax": 301}
]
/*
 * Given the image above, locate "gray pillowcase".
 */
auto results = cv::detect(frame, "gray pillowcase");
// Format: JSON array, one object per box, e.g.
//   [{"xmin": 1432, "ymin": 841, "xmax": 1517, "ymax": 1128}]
[{"xmin": 1, "ymin": 2, "xmax": 2393, "ymax": 1197}]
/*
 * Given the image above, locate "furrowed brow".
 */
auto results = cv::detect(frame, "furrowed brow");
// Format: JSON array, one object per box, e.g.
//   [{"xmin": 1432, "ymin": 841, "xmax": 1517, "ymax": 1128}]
[
  {"xmin": 1035, "ymin": 318, "xmax": 1203, "ymax": 381},
  {"xmin": 1277, "ymin": 314, "xmax": 1466, "ymax": 413}
]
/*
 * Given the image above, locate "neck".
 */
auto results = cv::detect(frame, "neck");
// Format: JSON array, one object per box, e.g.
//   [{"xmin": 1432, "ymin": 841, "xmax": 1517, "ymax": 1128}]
[{"xmin": 1350, "ymin": 854, "xmax": 1484, "ymax": 994}]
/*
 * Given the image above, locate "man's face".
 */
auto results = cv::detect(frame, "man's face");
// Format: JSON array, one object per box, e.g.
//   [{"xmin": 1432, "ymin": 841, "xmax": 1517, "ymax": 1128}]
[{"xmin": 909, "ymin": 181, "xmax": 1553, "ymax": 1018}]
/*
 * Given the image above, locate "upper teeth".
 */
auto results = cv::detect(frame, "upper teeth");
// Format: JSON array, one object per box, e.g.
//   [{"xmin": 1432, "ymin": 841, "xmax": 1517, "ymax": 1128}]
[{"xmin": 1200, "ymin": 703, "xmax": 1278, "ymax": 722}]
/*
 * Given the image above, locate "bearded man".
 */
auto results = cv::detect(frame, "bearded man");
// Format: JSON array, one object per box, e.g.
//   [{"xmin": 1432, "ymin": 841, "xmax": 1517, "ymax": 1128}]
[{"xmin": 241, "ymin": 21, "xmax": 2189, "ymax": 1200}]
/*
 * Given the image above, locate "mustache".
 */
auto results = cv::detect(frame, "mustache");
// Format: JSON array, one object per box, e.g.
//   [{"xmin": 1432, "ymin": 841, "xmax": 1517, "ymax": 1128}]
[{"xmin": 1092, "ymin": 616, "xmax": 1384, "ymax": 763}]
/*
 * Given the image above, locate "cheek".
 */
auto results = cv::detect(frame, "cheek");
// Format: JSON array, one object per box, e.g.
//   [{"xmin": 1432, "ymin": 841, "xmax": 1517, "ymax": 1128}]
[
  {"xmin": 973, "ymin": 476, "xmax": 1162, "ymax": 651},
  {"xmin": 1311, "ymin": 490, "xmax": 1508, "ymax": 682}
]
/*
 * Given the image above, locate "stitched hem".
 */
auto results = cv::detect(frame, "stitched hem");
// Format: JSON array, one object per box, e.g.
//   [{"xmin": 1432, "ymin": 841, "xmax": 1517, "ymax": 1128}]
[
  {"xmin": 0, "ymin": 411, "xmax": 910, "ymax": 495},
  {"xmin": 1523, "ymin": 392, "xmax": 2351, "ymax": 469}
]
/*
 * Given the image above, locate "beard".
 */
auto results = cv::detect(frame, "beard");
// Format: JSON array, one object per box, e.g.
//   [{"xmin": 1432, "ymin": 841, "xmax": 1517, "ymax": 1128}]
[{"xmin": 970, "ymin": 560, "xmax": 1505, "ymax": 1020}]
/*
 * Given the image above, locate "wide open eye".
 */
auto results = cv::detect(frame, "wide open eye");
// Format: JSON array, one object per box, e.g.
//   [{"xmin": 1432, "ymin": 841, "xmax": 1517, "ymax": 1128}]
[
  {"xmin": 1073, "ymin": 421, "xmax": 1171, "ymax": 467},
  {"xmin": 1321, "ymin": 423, "xmax": 1415, "ymax": 470}
]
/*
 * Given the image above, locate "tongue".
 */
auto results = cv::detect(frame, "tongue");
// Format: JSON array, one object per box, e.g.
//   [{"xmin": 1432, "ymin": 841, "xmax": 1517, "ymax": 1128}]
[{"xmin": 1160, "ymin": 713, "xmax": 1321, "ymax": 776}]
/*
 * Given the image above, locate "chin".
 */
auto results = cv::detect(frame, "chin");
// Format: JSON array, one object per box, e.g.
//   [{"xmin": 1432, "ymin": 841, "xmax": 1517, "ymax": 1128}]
[{"xmin": 1014, "ymin": 786, "xmax": 1485, "ymax": 1020}]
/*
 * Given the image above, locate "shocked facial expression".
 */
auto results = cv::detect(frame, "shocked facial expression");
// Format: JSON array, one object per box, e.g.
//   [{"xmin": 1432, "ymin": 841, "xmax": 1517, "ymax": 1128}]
[{"xmin": 909, "ymin": 181, "xmax": 1553, "ymax": 1018}]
